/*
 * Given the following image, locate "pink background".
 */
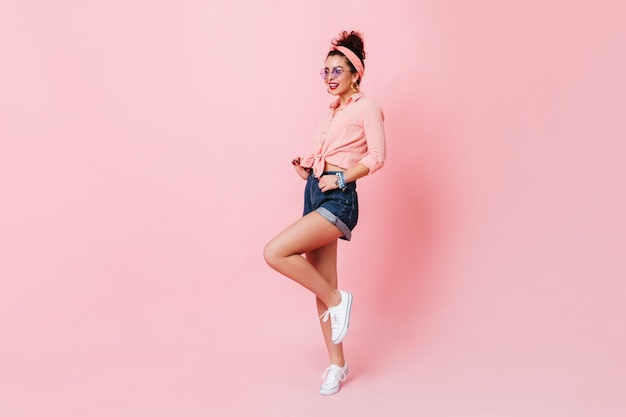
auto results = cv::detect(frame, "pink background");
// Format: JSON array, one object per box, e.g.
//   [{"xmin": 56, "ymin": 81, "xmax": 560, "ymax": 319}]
[{"xmin": 1, "ymin": 1, "xmax": 625, "ymax": 416}]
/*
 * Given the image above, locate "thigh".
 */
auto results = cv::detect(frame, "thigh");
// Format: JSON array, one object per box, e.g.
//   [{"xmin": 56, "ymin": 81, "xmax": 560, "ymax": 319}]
[{"xmin": 267, "ymin": 212, "xmax": 343, "ymax": 257}]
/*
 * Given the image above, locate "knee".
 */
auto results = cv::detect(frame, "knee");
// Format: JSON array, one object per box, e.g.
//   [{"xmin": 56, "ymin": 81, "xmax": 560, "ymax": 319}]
[{"xmin": 263, "ymin": 241, "xmax": 280, "ymax": 269}]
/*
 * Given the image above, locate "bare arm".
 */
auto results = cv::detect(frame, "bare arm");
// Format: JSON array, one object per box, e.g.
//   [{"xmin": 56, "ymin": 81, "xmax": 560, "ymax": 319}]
[{"xmin": 341, "ymin": 163, "xmax": 370, "ymax": 184}]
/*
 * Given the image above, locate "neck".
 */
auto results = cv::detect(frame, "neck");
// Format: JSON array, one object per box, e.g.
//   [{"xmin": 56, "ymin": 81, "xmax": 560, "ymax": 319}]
[{"xmin": 338, "ymin": 91, "xmax": 356, "ymax": 107}]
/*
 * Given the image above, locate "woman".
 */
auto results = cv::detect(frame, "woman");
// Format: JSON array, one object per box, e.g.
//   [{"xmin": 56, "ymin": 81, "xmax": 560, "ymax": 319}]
[{"xmin": 264, "ymin": 30, "xmax": 386, "ymax": 395}]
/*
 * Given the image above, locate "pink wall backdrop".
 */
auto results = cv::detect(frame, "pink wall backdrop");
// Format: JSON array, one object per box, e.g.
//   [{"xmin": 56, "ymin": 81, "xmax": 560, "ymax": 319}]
[{"xmin": 1, "ymin": 1, "xmax": 625, "ymax": 416}]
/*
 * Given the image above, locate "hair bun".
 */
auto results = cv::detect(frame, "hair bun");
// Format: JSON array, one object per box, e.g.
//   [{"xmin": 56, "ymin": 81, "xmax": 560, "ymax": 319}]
[{"xmin": 331, "ymin": 30, "xmax": 366, "ymax": 62}]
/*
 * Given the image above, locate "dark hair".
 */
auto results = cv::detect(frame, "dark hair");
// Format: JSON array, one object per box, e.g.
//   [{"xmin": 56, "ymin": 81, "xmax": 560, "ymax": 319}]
[{"xmin": 327, "ymin": 30, "xmax": 366, "ymax": 84}]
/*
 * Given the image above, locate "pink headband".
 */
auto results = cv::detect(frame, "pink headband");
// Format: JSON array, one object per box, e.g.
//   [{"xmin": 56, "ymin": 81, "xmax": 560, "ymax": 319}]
[{"xmin": 333, "ymin": 46, "xmax": 364, "ymax": 80}]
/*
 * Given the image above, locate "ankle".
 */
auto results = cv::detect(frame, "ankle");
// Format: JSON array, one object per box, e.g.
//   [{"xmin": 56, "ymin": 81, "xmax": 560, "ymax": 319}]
[
  {"xmin": 329, "ymin": 290, "xmax": 342, "ymax": 308},
  {"xmin": 330, "ymin": 359, "xmax": 346, "ymax": 368}
]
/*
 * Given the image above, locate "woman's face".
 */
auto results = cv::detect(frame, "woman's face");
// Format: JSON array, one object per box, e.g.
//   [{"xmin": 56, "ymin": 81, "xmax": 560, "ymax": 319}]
[{"xmin": 322, "ymin": 55, "xmax": 359, "ymax": 98}]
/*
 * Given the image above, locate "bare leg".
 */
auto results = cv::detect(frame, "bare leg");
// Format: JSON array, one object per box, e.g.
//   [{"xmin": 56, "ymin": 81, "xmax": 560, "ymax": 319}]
[
  {"xmin": 264, "ymin": 212, "xmax": 343, "ymax": 308},
  {"xmin": 306, "ymin": 240, "xmax": 346, "ymax": 367}
]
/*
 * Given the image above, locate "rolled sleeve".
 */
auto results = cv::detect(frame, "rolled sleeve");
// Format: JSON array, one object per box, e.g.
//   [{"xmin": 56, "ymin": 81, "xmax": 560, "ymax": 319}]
[{"xmin": 357, "ymin": 101, "xmax": 386, "ymax": 174}]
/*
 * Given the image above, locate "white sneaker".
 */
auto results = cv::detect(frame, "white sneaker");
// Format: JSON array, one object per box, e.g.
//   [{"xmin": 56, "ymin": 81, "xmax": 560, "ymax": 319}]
[
  {"xmin": 320, "ymin": 290, "xmax": 353, "ymax": 344},
  {"xmin": 320, "ymin": 363, "xmax": 349, "ymax": 395}
]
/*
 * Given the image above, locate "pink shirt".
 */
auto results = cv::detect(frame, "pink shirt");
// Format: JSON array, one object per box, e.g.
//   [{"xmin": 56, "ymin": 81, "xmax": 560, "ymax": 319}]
[{"xmin": 301, "ymin": 92, "xmax": 386, "ymax": 178}]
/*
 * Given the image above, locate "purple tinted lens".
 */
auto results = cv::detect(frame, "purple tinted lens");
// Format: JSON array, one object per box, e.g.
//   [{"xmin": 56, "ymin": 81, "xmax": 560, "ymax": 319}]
[{"xmin": 320, "ymin": 68, "xmax": 343, "ymax": 79}]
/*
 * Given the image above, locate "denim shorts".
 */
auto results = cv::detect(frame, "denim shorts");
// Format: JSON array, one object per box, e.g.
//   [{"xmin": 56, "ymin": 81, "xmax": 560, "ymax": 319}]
[{"xmin": 303, "ymin": 171, "xmax": 359, "ymax": 241}]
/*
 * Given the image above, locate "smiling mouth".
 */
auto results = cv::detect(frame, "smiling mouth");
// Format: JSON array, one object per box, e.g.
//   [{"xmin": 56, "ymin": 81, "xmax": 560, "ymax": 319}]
[{"xmin": 328, "ymin": 83, "xmax": 339, "ymax": 89}]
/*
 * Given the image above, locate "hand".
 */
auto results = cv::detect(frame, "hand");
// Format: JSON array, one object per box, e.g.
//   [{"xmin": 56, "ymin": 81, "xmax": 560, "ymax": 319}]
[
  {"xmin": 318, "ymin": 174, "xmax": 339, "ymax": 192},
  {"xmin": 291, "ymin": 157, "xmax": 310, "ymax": 180}
]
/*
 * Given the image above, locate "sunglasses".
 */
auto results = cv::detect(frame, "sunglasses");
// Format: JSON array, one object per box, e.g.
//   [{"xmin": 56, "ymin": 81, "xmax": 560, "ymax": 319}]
[{"xmin": 320, "ymin": 67, "xmax": 346, "ymax": 79}]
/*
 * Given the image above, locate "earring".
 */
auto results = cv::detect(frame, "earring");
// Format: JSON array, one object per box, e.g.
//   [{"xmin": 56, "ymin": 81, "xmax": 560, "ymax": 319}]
[{"xmin": 351, "ymin": 82, "xmax": 359, "ymax": 92}]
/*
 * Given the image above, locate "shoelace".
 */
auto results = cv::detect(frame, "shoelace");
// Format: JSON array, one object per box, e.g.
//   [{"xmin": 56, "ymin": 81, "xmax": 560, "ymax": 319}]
[
  {"xmin": 319, "ymin": 309, "xmax": 339, "ymax": 330},
  {"xmin": 321, "ymin": 366, "xmax": 347, "ymax": 385}
]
